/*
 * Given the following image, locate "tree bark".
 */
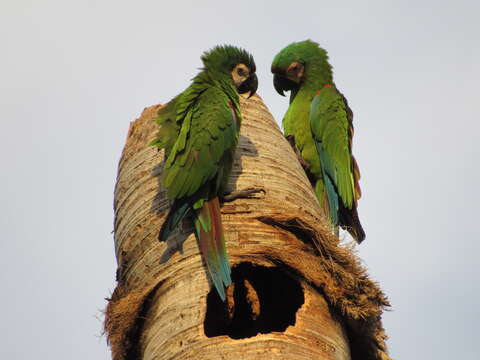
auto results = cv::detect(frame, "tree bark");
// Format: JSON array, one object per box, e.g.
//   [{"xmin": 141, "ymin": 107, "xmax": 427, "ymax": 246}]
[{"xmin": 105, "ymin": 95, "xmax": 391, "ymax": 360}]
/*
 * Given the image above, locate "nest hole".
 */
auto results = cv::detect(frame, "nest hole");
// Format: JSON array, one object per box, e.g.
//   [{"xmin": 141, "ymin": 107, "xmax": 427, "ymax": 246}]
[{"xmin": 204, "ymin": 262, "xmax": 304, "ymax": 339}]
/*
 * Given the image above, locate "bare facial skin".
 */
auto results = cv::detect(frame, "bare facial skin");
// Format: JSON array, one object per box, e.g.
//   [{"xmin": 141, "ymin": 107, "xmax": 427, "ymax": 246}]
[
  {"xmin": 231, "ymin": 63, "xmax": 250, "ymax": 87},
  {"xmin": 286, "ymin": 61, "xmax": 304, "ymax": 83}
]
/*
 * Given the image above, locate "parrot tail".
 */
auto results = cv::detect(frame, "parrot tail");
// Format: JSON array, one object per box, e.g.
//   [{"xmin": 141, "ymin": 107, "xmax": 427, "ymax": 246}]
[
  {"xmin": 316, "ymin": 178, "xmax": 365, "ymax": 243},
  {"xmin": 158, "ymin": 199, "xmax": 192, "ymax": 242},
  {"xmin": 339, "ymin": 204, "xmax": 365, "ymax": 243},
  {"xmin": 194, "ymin": 197, "xmax": 232, "ymax": 301},
  {"xmin": 323, "ymin": 175, "xmax": 339, "ymax": 227}
]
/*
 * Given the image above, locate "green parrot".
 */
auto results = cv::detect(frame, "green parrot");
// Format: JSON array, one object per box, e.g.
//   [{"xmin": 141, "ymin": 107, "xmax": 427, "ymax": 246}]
[
  {"xmin": 271, "ymin": 40, "xmax": 365, "ymax": 243},
  {"xmin": 150, "ymin": 45, "xmax": 258, "ymax": 300}
]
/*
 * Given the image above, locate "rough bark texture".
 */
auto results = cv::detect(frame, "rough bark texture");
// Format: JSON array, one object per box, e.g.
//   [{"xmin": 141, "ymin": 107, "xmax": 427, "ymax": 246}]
[{"xmin": 105, "ymin": 95, "xmax": 391, "ymax": 360}]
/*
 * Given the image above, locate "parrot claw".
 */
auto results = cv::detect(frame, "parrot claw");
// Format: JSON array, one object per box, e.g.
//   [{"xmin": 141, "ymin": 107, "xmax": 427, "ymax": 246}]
[
  {"xmin": 222, "ymin": 188, "xmax": 265, "ymax": 202},
  {"xmin": 286, "ymin": 135, "xmax": 310, "ymax": 170}
]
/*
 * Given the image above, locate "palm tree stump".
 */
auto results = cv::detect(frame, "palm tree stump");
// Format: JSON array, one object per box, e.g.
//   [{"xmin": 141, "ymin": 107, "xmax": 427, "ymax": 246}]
[{"xmin": 105, "ymin": 95, "xmax": 391, "ymax": 360}]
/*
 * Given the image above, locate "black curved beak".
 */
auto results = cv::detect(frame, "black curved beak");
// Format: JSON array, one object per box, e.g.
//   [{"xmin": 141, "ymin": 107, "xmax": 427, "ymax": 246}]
[
  {"xmin": 273, "ymin": 74, "xmax": 298, "ymax": 97},
  {"xmin": 238, "ymin": 73, "xmax": 258, "ymax": 98}
]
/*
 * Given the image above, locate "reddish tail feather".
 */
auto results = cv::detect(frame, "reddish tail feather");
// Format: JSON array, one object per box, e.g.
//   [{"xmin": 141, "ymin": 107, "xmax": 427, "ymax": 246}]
[{"xmin": 194, "ymin": 197, "xmax": 232, "ymax": 300}]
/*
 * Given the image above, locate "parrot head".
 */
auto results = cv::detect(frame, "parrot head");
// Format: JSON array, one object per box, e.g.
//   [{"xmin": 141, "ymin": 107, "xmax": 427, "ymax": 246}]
[
  {"xmin": 271, "ymin": 40, "xmax": 332, "ymax": 96},
  {"xmin": 201, "ymin": 45, "xmax": 258, "ymax": 97}
]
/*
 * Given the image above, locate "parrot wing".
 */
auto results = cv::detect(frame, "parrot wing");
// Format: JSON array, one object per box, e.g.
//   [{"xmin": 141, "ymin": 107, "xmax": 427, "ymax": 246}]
[
  {"xmin": 163, "ymin": 86, "xmax": 238, "ymax": 200},
  {"xmin": 310, "ymin": 85, "xmax": 360, "ymax": 213},
  {"xmin": 150, "ymin": 95, "xmax": 182, "ymax": 153}
]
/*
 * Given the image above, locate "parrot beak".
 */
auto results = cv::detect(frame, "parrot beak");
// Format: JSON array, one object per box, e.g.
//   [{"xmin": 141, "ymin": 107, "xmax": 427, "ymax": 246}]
[
  {"xmin": 238, "ymin": 73, "xmax": 258, "ymax": 98},
  {"xmin": 273, "ymin": 73, "xmax": 297, "ymax": 97},
  {"xmin": 273, "ymin": 74, "xmax": 286, "ymax": 96},
  {"xmin": 247, "ymin": 73, "xmax": 258, "ymax": 98}
]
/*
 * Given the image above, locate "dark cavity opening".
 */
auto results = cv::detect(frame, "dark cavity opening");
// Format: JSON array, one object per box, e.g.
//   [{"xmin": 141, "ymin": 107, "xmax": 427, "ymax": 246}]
[{"xmin": 204, "ymin": 262, "xmax": 304, "ymax": 339}]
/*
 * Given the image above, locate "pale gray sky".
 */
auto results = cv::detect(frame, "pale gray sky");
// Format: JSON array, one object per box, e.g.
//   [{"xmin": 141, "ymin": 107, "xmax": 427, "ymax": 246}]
[{"xmin": 1, "ymin": 1, "xmax": 479, "ymax": 359}]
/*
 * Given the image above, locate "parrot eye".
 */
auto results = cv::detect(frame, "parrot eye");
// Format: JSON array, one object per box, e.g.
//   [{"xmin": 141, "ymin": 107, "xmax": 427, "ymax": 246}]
[
  {"xmin": 286, "ymin": 62, "xmax": 304, "ymax": 82},
  {"xmin": 288, "ymin": 62, "xmax": 303, "ymax": 73},
  {"xmin": 231, "ymin": 64, "xmax": 250, "ymax": 88},
  {"xmin": 234, "ymin": 64, "xmax": 249, "ymax": 78}
]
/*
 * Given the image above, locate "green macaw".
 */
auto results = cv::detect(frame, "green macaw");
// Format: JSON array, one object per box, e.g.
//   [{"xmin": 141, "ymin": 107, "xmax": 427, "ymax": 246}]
[
  {"xmin": 151, "ymin": 45, "xmax": 258, "ymax": 300},
  {"xmin": 271, "ymin": 40, "xmax": 365, "ymax": 243}
]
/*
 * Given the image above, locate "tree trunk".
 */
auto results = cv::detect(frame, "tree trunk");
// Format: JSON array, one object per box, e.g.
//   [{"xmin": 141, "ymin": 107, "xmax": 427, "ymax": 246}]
[{"xmin": 105, "ymin": 95, "xmax": 391, "ymax": 360}]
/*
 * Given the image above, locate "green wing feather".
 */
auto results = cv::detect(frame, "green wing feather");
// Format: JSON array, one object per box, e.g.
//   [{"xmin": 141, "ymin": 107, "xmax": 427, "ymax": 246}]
[
  {"xmin": 150, "ymin": 95, "xmax": 182, "ymax": 154},
  {"xmin": 310, "ymin": 86, "xmax": 357, "ymax": 213},
  {"xmin": 163, "ymin": 85, "xmax": 238, "ymax": 199}
]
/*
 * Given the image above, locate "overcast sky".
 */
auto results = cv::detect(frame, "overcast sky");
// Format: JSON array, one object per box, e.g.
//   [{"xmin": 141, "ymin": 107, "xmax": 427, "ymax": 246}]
[{"xmin": 1, "ymin": 1, "xmax": 479, "ymax": 359}]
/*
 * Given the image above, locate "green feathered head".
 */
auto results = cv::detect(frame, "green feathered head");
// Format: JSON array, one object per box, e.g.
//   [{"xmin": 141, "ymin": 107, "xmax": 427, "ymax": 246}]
[
  {"xmin": 201, "ymin": 45, "xmax": 258, "ymax": 97},
  {"xmin": 271, "ymin": 40, "xmax": 332, "ymax": 96}
]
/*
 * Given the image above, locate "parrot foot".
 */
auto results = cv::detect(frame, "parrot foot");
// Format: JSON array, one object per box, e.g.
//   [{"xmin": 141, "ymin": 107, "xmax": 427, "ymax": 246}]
[
  {"xmin": 286, "ymin": 135, "xmax": 310, "ymax": 170},
  {"xmin": 222, "ymin": 188, "xmax": 265, "ymax": 203}
]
